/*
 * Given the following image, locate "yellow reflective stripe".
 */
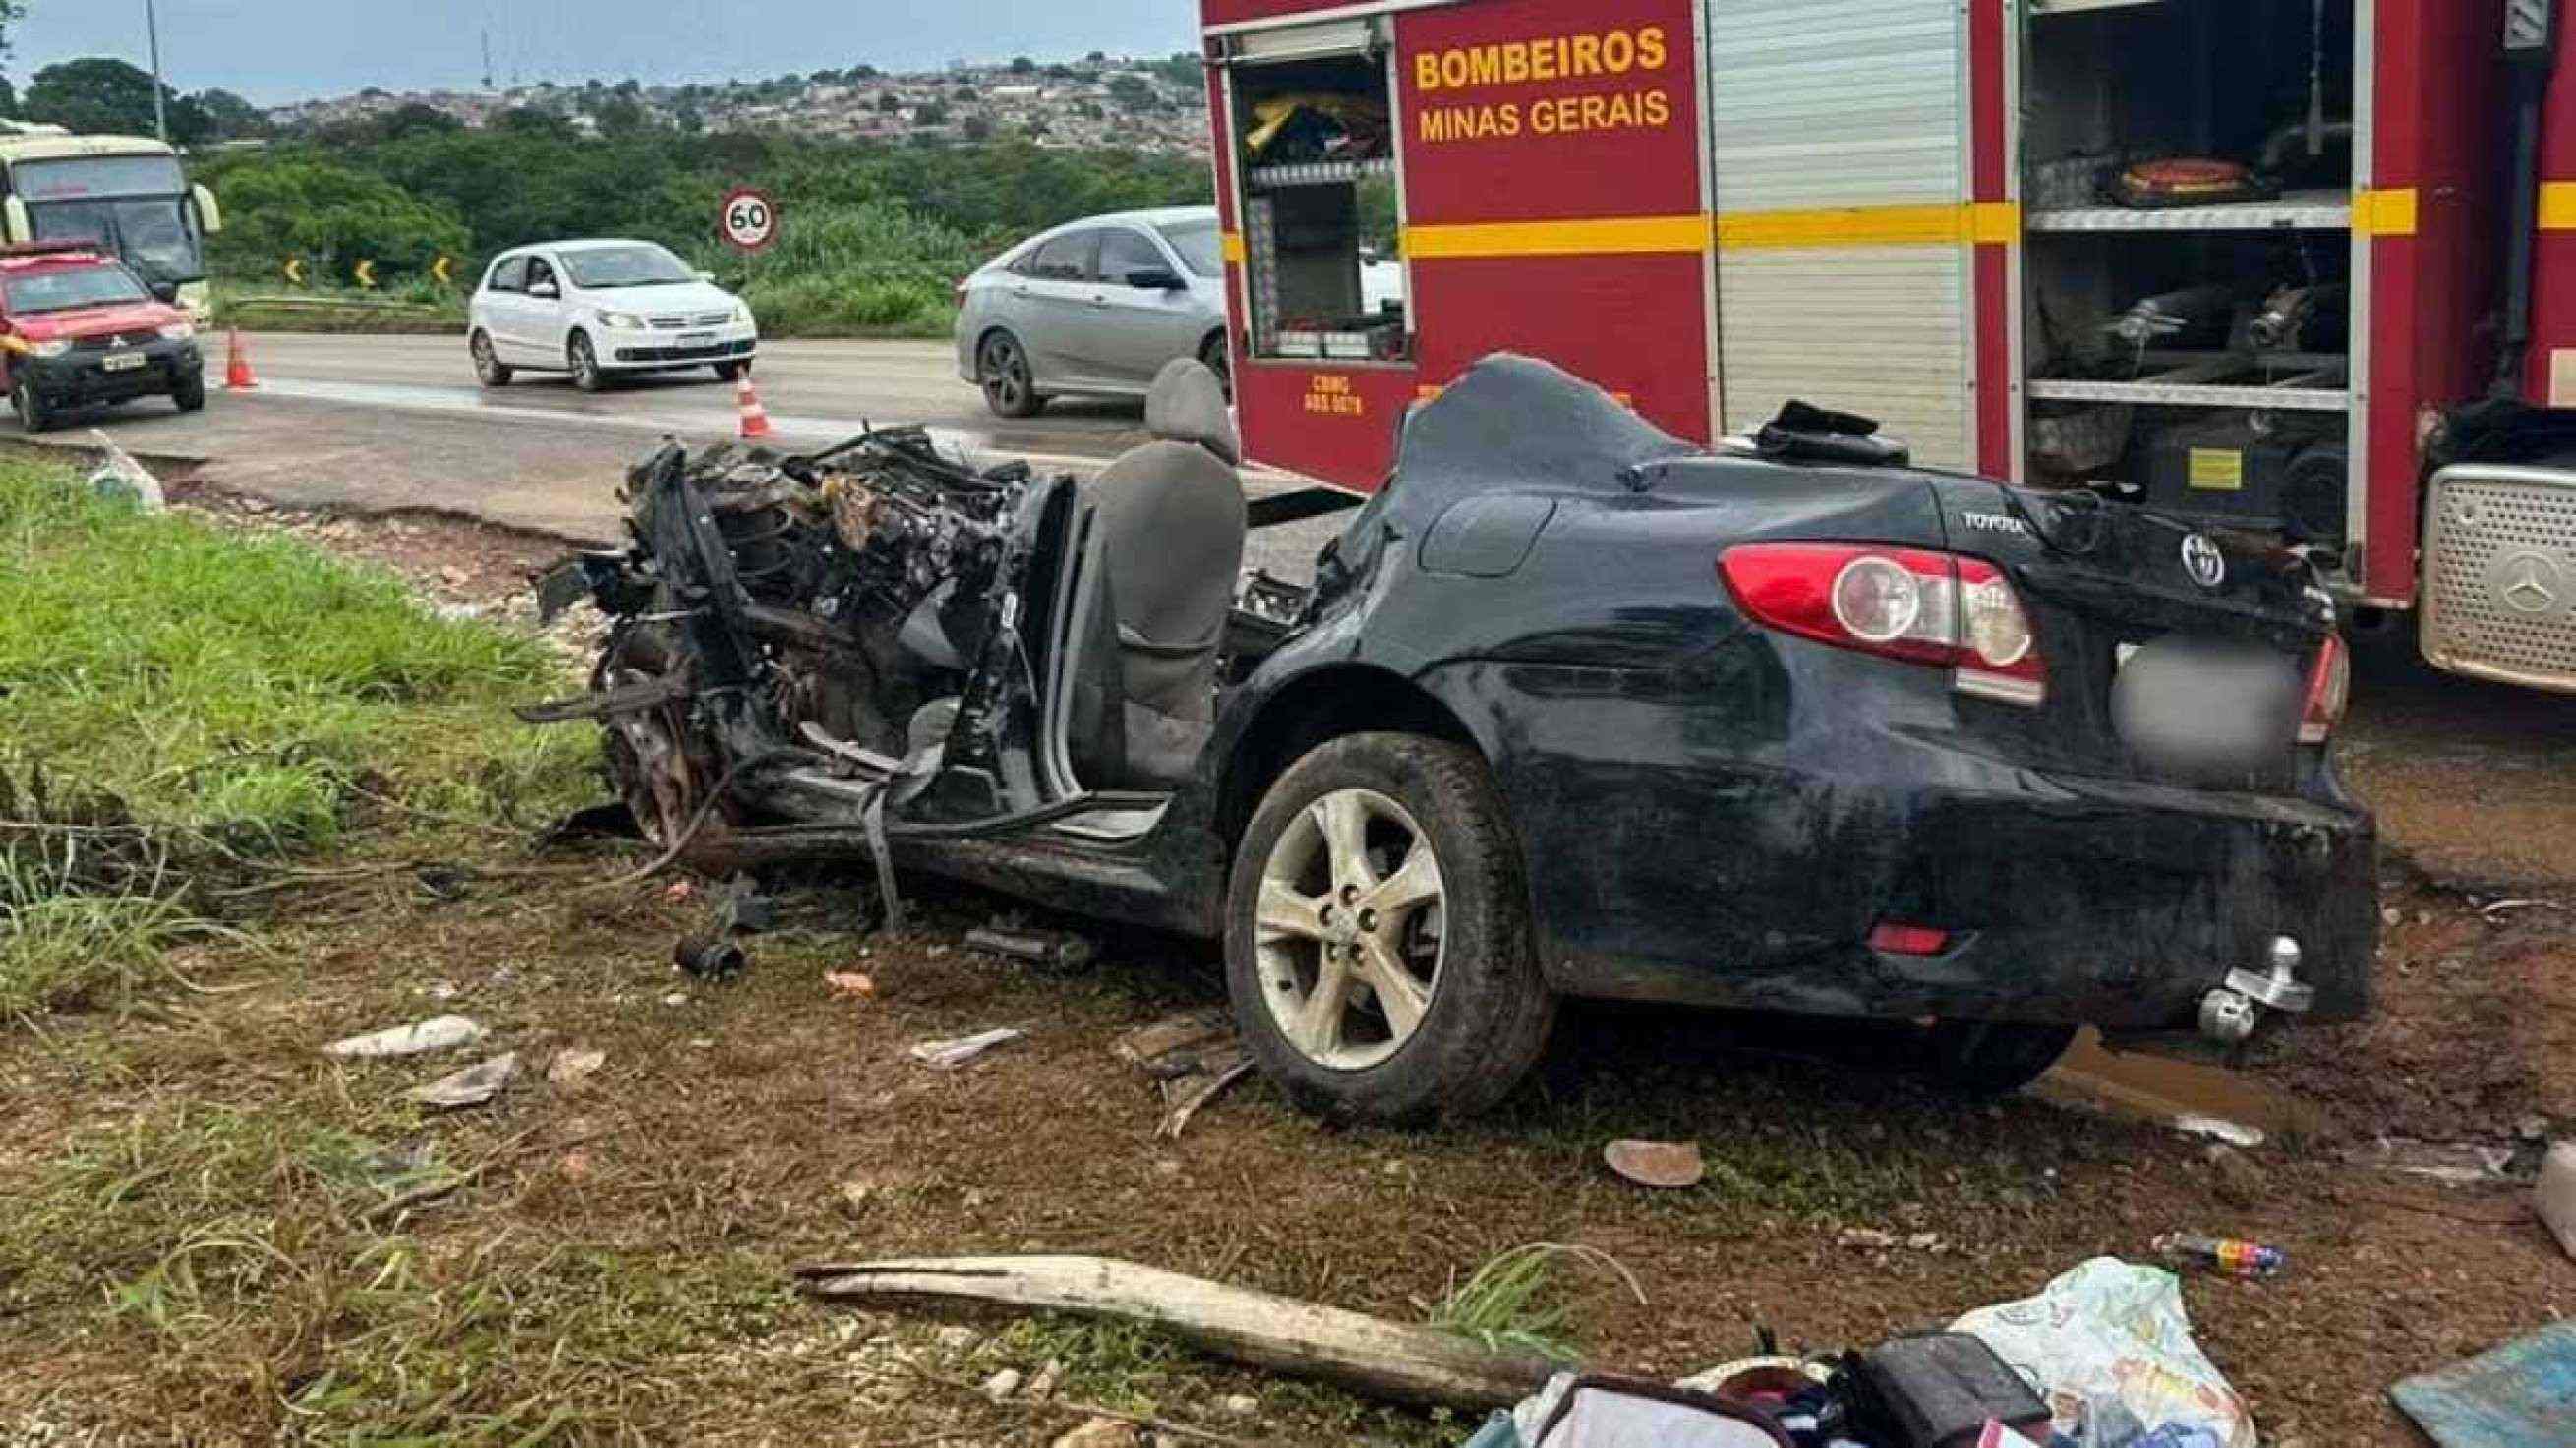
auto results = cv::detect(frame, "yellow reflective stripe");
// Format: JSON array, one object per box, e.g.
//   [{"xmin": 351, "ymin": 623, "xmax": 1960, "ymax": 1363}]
[
  {"xmin": 2355, "ymin": 188, "xmax": 2420, "ymax": 237},
  {"xmin": 1404, "ymin": 214, "xmax": 1713, "ymax": 259},
  {"xmin": 1220, "ymin": 230, "xmax": 1246, "ymax": 263},
  {"xmin": 1718, "ymin": 203, "xmax": 2017, "ymax": 250},
  {"xmin": 2539, "ymin": 182, "xmax": 2576, "ymax": 232}
]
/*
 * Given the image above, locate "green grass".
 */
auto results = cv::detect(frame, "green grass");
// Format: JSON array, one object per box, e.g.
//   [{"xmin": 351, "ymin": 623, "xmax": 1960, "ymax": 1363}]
[
  {"xmin": 0, "ymin": 457, "xmax": 595, "ymax": 1016},
  {"xmin": 1430, "ymin": 1244, "xmax": 1645, "ymax": 1361}
]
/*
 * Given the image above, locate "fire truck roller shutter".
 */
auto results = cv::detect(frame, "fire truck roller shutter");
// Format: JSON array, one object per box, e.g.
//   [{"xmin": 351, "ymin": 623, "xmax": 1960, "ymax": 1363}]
[{"xmin": 1706, "ymin": 0, "xmax": 1975, "ymax": 472}]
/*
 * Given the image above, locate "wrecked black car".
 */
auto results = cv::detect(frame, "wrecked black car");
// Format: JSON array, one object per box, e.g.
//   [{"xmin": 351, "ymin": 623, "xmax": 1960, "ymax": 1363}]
[{"xmin": 529, "ymin": 354, "xmax": 2374, "ymax": 1124}]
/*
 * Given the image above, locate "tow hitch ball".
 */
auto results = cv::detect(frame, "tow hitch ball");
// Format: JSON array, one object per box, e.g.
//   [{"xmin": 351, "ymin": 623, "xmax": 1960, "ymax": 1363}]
[{"xmin": 2199, "ymin": 937, "xmax": 2315, "ymax": 1044}]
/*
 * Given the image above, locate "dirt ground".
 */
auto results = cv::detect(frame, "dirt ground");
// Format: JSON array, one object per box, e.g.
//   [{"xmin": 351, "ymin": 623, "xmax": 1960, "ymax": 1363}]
[{"xmin": 4, "ymin": 481, "xmax": 2570, "ymax": 1447}]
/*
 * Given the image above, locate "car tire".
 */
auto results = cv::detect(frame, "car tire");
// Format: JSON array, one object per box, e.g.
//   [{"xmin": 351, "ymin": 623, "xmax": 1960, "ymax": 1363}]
[
  {"xmin": 12, "ymin": 376, "xmax": 53, "ymax": 434},
  {"xmin": 1923, "ymin": 1021, "xmax": 2078, "ymax": 1096},
  {"xmin": 712, "ymin": 360, "xmax": 746, "ymax": 382},
  {"xmin": 471, "ymin": 330, "xmax": 513, "ymax": 387},
  {"xmin": 569, "ymin": 331, "xmax": 606, "ymax": 393},
  {"xmin": 1224, "ymin": 732, "xmax": 1556, "ymax": 1126},
  {"xmin": 977, "ymin": 331, "xmax": 1045, "ymax": 419},
  {"xmin": 1200, "ymin": 334, "xmax": 1232, "ymax": 403},
  {"xmin": 172, "ymin": 372, "xmax": 206, "ymax": 413}
]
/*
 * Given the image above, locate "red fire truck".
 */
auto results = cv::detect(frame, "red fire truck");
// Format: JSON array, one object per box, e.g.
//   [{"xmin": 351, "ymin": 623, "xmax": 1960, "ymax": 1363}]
[{"xmin": 1197, "ymin": 0, "xmax": 2576, "ymax": 694}]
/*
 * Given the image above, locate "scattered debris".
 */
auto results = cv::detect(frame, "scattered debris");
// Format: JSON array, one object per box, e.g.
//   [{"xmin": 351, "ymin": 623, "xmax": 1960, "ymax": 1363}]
[
  {"xmin": 2203, "ymin": 1144, "xmax": 2267, "ymax": 1209},
  {"xmin": 1220, "ymin": 1394, "xmax": 1259, "ymax": 1417},
  {"xmin": 2351, "ymin": 1136, "xmax": 2521, "ymax": 1187},
  {"xmin": 1027, "ymin": 1357, "xmax": 1066, "ymax": 1402},
  {"xmin": 1952, "ymin": 1258, "xmax": 2255, "ymax": 1448},
  {"xmin": 661, "ymin": 880, "xmax": 700, "ymax": 904},
  {"xmin": 797, "ymin": 1254, "xmax": 1561, "ymax": 1409},
  {"xmin": 1159, "ymin": 1060, "xmax": 1254, "ymax": 1142},
  {"xmin": 2539, "ymin": 1143, "xmax": 2576, "ymax": 1261},
  {"xmin": 1113, "ymin": 1012, "xmax": 1253, "ymax": 1138},
  {"xmin": 2390, "ymin": 1321, "xmax": 2576, "ymax": 1448},
  {"xmin": 2152, "ymin": 1232, "xmax": 2285, "ymax": 1280},
  {"xmin": 673, "ymin": 934, "xmax": 747, "ymax": 979},
  {"xmin": 982, "ymin": 1367, "xmax": 1024, "ymax": 1402},
  {"xmin": 711, "ymin": 874, "xmax": 778, "ymax": 936},
  {"xmin": 547, "ymin": 1046, "xmax": 607, "ymax": 1086},
  {"xmin": 910, "ymin": 1027, "xmax": 1025, "ymax": 1070},
  {"xmin": 966, "ymin": 921, "xmax": 1097, "ymax": 973},
  {"xmin": 1834, "ymin": 1228, "xmax": 1954, "ymax": 1256},
  {"xmin": 407, "ymin": 1052, "xmax": 520, "ymax": 1110},
  {"xmin": 662, "ymin": 991, "xmax": 690, "ymax": 1008},
  {"xmin": 323, "ymin": 1015, "xmax": 487, "ymax": 1060},
  {"xmin": 1602, "ymin": 1140, "xmax": 1705, "ymax": 1190},
  {"xmin": 1854, "ymin": 1333, "xmax": 2053, "ymax": 1448},
  {"xmin": 2171, "ymin": 1114, "xmax": 2265, "ymax": 1149},
  {"xmin": 824, "ymin": 970, "xmax": 878, "ymax": 1000},
  {"xmin": 86, "ymin": 431, "xmax": 165, "ymax": 511}
]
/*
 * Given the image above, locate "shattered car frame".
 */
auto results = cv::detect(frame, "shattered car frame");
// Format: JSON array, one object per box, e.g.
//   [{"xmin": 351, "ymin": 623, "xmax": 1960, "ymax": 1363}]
[{"xmin": 530, "ymin": 355, "xmax": 2375, "ymax": 1124}]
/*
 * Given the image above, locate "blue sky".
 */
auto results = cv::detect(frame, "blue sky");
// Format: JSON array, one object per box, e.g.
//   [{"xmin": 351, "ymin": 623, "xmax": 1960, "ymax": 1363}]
[{"xmin": 12, "ymin": 1, "xmax": 1199, "ymax": 104}]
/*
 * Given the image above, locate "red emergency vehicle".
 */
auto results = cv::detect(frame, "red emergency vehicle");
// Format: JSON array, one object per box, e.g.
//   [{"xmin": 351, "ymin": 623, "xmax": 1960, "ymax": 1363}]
[{"xmin": 1199, "ymin": 0, "xmax": 2576, "ymax": 694}]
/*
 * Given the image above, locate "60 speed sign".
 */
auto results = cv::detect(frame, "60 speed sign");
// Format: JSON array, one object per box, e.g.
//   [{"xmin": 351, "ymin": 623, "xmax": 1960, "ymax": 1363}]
[{"xmin": 719, "ymin": 188, "xmax": 779, "ymax": 253}]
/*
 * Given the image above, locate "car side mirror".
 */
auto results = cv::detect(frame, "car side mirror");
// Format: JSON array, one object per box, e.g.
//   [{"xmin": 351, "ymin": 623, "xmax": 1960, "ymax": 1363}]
[
  {"xmin": 529, "ymin": 280, "xmax": 559, "ymax": 299},
  {"xmin": 1126, "ymin": 268, "xmax": 1186, "ymax": 292}
]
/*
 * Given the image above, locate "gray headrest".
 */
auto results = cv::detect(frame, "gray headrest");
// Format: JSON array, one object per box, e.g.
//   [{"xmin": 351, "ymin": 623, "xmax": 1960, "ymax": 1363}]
[{"xmin": 1145, "ymin": 357, "xmax": 1240, "ymax": 466}]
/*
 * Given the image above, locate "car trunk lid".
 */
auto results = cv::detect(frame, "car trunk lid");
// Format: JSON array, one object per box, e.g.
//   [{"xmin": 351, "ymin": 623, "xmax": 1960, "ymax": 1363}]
[{"xmin": 1928, "ymin": 476, "xmax": 2339, "ymax": 789}]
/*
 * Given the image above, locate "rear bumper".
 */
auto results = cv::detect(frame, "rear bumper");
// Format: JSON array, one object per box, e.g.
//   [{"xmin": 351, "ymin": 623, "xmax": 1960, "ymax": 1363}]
[
  {"xmin": 1542, "ymin": 754, "xmax": 2375, "ymax": 1031},
  {"xmin": 21, "ymin": 341, "xmax": 201, "ymax": 405}
]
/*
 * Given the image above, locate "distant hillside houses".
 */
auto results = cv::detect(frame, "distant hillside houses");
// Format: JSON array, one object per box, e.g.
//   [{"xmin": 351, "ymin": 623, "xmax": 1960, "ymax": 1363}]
[{"xmin": 263, "ymin": 54, "xmax": 1212, "ymax": 155}]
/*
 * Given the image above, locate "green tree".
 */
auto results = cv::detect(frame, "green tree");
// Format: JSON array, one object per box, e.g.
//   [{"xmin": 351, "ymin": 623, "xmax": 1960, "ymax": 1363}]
[
  {"xmin": 1109, "ymin": 74, "xmax": 1155, "ymax": 110},
  {"xmin": 206, "ymin": 159, "xmax": 468, "ymax": 281},
  {"xmin": 914, "ymin": 101, "xmax": 949, "ymax": 127},
  {"xmin": 593, "ymin": 94, "xmax": 652, "ymax": 136},
  {"xmin": 191, "ymin": 87, "xmax": 266, "ymax": 139},
  {"xmin": 1009, "ymin": 56, "xmax": 1035, "ymax": 74},
  {"xmin": 962, "ymin": 116, "xmax": 992, "ymax": 142},
  {"xmin": 24, "ymin": 56, "xmax": 212, "ymax": 142}
]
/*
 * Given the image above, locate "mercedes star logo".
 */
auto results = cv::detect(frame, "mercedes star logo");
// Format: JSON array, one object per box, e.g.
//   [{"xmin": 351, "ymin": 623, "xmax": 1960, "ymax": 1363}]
[
  {"xmin": 2491, "ymin": 551, "xmax": 2567, "ymax": 616},
  {"xmin": 2181, "ymin": 533, "xmax": 2227, "ymax": 590}
]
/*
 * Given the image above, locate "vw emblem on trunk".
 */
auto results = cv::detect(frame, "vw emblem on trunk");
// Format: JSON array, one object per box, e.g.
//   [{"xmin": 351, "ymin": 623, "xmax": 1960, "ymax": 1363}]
[
  {"xmin": 2180, "ymin": 533, "xmax": 2227, "ymax": 590},
  {"xmin": 2489, "ymin": 550, "xmax": 2568, "ymax": 616}
]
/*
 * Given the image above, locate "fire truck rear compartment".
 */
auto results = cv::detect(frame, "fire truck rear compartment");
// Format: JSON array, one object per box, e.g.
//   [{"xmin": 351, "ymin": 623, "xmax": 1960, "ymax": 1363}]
[
  {"xmin": 2020, "ymin": 0, "xmax": 2363, "ymax": 550},
  {"xmin": 1224, "ymin": 50, "xmax": 1406, "ymax": 365}
]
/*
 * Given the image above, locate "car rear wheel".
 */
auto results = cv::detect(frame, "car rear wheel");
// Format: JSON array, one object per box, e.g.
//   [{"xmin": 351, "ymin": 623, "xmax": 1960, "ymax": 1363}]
[
  {"xmin": 569, "ymin": 332, "xmax": 605, "ymax": 393},
  {"xmin": 471, "ymin": 330, "xmax": 512, "ymax": 387},
  {"xmin": 977, "ymin": 332, "xmax": 1044, "ymax": 419},
  {"xmin": 1225, "ymin": 732, "xmax": 1556, "ymax": 1126},
  {"xmin": 1199, "ymin": 335, "xmax": 1232, "ymax": 403},
  {"xmin": 12, "ymin": 376, "xmax": 54, "ymax": 434},
  {"xmin": 1923, "ymin": 1021, "xmax": 2078, "ymax": 1096}
]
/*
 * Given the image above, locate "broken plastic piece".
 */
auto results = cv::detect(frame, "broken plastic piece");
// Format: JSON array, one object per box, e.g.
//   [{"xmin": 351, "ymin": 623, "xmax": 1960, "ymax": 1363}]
[
  {"xmin": 910, "ymin": 1027, "xmax": 1024, "ymax": 1070},
  {"xmin": 323, "ymin": 1015, "xmax": 487, "ymax": 1060},
  {"xmin": 966, "ymin": 923, "xmax": 1096, "ymax": 973},
  {"xmin": 408, "ymin": 1052, "xmax": 519, "ymax": 1110},
  {"xmin": 1603, "ymin": 1140, "xmax": 1705, "ymax": 1189}
]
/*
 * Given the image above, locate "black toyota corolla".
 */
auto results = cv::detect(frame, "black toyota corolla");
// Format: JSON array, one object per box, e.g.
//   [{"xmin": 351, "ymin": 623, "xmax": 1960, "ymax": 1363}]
[{"xmin": 533, "ymin": 353, "xmax": 2374, "ymax": 1125}]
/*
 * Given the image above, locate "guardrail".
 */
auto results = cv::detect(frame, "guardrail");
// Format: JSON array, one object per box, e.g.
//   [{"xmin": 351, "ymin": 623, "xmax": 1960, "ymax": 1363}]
[{"xmin": 227, "ymin": 295, "xmax": 447, "ymax": 315}]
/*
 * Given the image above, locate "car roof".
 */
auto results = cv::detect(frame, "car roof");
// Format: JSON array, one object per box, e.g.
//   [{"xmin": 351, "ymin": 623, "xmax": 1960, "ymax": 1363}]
[
  {"xmin": 1000, "ymin": 206, "xmax": 1216, "ymax": 262},
  {"xmin": 500, "ymin": 239, "xmax": 669, "ymax": 258}
]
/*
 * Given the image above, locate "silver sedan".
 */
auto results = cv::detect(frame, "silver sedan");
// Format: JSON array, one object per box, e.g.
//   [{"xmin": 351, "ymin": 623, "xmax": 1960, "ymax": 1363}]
[{"xmin": 955, "ymin": 206, "xmax": 1229, "ymax": 418}]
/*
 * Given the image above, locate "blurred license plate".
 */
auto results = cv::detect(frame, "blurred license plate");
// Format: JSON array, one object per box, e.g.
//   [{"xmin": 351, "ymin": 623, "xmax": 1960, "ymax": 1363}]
[
  {"xmin": 677, "ymin": 332, "xmax": 714, "ymax": 346},
  {"xmin": 99, "ymin": 353, "xmax": 147, "ymax": 373}
]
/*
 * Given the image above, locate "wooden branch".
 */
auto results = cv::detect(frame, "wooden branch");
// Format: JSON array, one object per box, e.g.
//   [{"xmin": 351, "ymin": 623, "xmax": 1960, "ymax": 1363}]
[{"xmin": 797, "ymin": 1255, "xmax": 1561, "ymax": 1411}]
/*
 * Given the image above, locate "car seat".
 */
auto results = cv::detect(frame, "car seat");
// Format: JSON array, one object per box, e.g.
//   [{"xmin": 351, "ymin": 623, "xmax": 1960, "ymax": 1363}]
[{"xmin": 1065, "ymin": 358, "xmax": 1247, "ymax": 788}]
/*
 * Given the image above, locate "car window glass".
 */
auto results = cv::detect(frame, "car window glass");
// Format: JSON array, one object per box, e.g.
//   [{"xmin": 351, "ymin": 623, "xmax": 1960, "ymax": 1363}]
[
  {"xmin": 526, "ymin": 258, "xmax": 557, "ymax": 293},
  {"xmin": 489, "ymin": 256, "xmax": 528, "ymax": 293},
  {"xmin": 1098, "ymin": 229, "xmax": 1166, "ymax": 285},
  {"xmin": 1027, "ymin": 231, "xmax": 1096, "ymax": 283},
  {"xmin": 1155, "ymin": 219, "xmax": 1224, "ymax": 279}
]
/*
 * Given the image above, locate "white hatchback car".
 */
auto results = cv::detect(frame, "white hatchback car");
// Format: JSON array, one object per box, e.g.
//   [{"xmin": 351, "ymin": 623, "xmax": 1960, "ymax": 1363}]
[{"xmin": 469, "ymin": 239, "xmax": 757, "ymax": 391}]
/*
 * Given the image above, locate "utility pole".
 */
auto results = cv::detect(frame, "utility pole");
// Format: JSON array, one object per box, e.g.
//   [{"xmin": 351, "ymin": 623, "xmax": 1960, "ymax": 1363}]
[
  {"xmin": 145, "ymin": 0, "xmax": 168, "ymax": 142},
  {"xmin": 483, "ymin": 29, "xmax": 496, "ymax": 91}
]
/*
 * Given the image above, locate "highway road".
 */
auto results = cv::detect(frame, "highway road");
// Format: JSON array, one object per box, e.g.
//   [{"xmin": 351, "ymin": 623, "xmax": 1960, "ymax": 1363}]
[{"xmin": 47, "ymin": 333, "xmax": 1193, "ymax": 545}]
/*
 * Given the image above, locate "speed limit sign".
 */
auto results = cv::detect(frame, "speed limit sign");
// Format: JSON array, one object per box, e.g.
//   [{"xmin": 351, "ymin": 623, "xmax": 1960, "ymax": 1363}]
[{"xmin": 719, "ymin": 187, "xmax": 779, "ymax": 253}]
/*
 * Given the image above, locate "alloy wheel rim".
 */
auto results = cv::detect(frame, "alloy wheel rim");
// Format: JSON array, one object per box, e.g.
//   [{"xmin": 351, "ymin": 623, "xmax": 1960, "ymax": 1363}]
[
  {"xmin": 1254, "ymin": 787, "xmax": 1446, "ymax": 1072},
  {"xmin": 984, "ymin": 340, "xmax": 1025, "ymax": 408},
  {"xmin": 473, "ymin": 336, "xmax": 497, "ymax": 379},
  {"xmin": 573, "ymin": 338, "xmax": 596, "ymax": 385}
]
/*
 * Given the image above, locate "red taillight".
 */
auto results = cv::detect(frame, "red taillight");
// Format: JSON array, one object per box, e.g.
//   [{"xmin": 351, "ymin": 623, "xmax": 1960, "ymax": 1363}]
[
  {"xmin": 2298, "ymin": 632, "xmax": 2350, "ymax": 745},
  {"xmin": 1867, "ymin": 922, "xmax": 1952, "ymax": 956},
  {"xmin": 1719, "ymin": 542, "xmax": 2048, "ymax": 706}
]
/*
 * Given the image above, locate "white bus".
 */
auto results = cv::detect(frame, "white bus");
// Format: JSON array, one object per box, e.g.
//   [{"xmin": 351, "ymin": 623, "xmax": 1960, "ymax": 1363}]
[{"xmin": 0, "ymin": 125, "xmax": 221, "ymax": 317}]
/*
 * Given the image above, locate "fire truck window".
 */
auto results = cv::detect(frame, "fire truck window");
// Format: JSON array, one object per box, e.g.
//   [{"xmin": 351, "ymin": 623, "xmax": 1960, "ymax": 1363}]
[{"xmin": 1234, "ymin": 52, "xmax": 1406, "ymax": 364}]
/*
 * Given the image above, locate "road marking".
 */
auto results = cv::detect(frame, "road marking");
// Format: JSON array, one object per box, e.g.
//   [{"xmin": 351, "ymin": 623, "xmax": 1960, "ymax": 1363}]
[{"xmin": 240, "ymin": 376, "xmax": 1132, "ymax": 473}]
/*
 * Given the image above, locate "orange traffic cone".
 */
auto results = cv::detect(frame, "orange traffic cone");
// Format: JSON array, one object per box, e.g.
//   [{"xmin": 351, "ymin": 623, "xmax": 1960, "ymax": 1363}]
[
  {"xmin": 735, "ymin": 373, "xmax": 772, "ymax": 441},
  {"xmin": 223, "ymin": 328, "xmax": 258, "ymax": 390}
]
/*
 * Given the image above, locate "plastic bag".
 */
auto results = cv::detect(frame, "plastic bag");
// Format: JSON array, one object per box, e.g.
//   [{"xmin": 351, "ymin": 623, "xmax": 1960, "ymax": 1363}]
[{"xmin": 1950, "ymin": 1258, "xmax": 2254, "ymax": 1448}]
